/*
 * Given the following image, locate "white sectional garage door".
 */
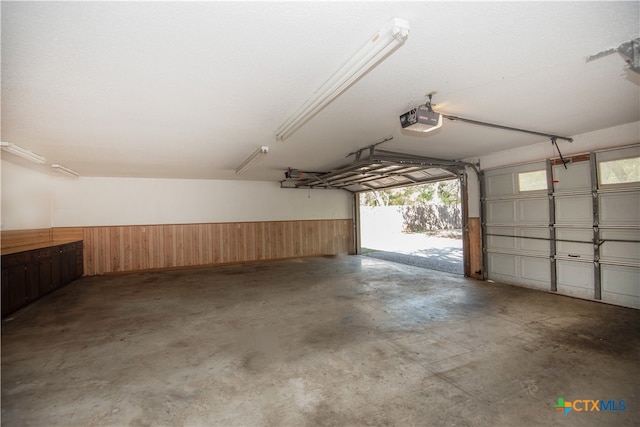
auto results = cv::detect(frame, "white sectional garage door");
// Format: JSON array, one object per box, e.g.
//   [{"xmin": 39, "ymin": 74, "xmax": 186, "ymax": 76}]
[{"xmin": 484, "ymin": 145, "xmax": 639, "ymax": 309}]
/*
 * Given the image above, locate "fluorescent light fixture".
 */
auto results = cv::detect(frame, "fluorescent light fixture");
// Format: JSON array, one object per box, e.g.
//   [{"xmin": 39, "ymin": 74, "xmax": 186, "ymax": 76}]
[
  {"xmin": 235, "ymin": 145, "xmax": 269, "ymax": 175},
  {"xmin": 0, "ymin": 141, "xmax": 47, "ymax": 164},
  {"xmin": 275, "ymin": 17, "xmax": 410, "ymax": 141},
  {"xmin": 52, "ymin": 163, "xmax": 79, "ymax": 177}
]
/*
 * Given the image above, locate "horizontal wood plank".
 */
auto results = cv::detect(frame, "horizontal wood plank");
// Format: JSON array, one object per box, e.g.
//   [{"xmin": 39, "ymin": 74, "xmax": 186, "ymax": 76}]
[
  {"xmin": 1, "ymin": 228, "xmax": 52, "ymax": 251},
  {"xmin": 52, "ymin": 227, "xmax": 84, "ymax": 243}
]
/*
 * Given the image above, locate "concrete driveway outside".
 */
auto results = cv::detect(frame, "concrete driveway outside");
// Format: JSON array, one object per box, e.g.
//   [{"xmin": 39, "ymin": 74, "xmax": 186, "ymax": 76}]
[{"xmin": 362, "ymin": 231, "xmax": 463, "ymax": 275}]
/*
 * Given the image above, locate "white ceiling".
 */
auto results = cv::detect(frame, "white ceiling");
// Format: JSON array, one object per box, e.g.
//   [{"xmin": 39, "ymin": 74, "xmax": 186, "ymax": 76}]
[{"xmin": 2, "ymin": 1, "xmax": 639, "ymax": 181}]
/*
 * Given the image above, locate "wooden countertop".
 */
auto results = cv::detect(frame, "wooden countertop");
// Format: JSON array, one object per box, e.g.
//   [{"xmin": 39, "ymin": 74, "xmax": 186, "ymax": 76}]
[{"xmin": 1, "ymin": 239, "xmax": 82, "ymax": 256}]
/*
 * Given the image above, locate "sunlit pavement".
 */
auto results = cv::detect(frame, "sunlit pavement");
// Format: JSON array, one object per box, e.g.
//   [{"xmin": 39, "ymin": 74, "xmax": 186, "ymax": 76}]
[{"xmin": 362, "ymin": 232, "xmax": 463, "ymax": 275}]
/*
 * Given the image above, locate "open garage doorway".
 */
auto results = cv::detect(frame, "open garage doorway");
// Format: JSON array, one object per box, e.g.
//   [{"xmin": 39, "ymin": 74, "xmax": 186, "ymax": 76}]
[{"xmin": 359, "ymin": 179, "xmax": 464, "ymax": 275}]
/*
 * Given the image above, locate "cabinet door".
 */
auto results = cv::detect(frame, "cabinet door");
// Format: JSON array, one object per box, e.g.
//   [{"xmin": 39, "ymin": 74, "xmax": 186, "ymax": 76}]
[
  {"xmin": 35, "ymin": 249, "xmax": 53, "ymax": 295},
  {"xmin": 25, "ymin": 262, "xmax": 40, "ymax": 303},
  {"xmin": 60, "ymin": 247, "xmax": 73, "ymax": 285},
  {"xmin": 2, "ymin": 268, "xmax": 10, "ymax": 316},
  {"xmin": 51, "ymin": 251, "xmax": 62, "ymax": 290},
  {"xmin": 75, "ymin": 242, "xmax": 84, "ymax": 279},
  {"xmin": 7, "ymin": 264, "xmax": 27, "ymax": 314},
  {"xmin": 39, "ymin": 257, "xmax": 53, "ymax": 296}
]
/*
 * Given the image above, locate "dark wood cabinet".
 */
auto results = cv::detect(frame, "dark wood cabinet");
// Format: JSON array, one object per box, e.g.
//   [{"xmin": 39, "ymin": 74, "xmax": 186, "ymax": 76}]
[
  {"xmin": 1, "ymin": 268, "xmax": 9, "ymax": 317},
  {"xmin": 1, "ymin": 241, "xmax": 83, "ymax": 318},
  {"xmin": 6, "ymin": 264, "xmax": 27, "ymax": 314},
  {"xmin": 51, "ymin": 249, "xmax": 62, "ymax": 290},
  {"xmin": 38, "ymin": 249, "xmax": 52, "ymax": 295},
  {"xmin": 25, "ymin": 259, "xmax": 40, "ymax": 304}
]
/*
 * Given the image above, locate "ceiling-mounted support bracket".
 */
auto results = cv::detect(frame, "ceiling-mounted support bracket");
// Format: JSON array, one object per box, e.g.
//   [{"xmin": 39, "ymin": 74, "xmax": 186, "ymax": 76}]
[{"xmin": 618, "ymin": 38, "xmax": 640, "ymax": 74}]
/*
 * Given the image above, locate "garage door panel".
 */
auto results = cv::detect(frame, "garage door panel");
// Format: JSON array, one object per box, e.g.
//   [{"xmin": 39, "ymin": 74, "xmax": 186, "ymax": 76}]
[
  {"xmin": 519, "ymin": 198, "xmax": 548, "ymax": 224},
  {"xmin": 486, "ymin": 173, "xmax": 516, "ymax": 196},
  {"xmin": 488, "ymin": 253, "xmax": 517, "ymax": 277},
  {"xmin": 553, "ymin": 161, "xmax": 591, "ymax": 191},
  {"xmin": 600, "ymin": 228, "xmax": 640, "ymax": 265},
  {"xmin": 486, "ymin": 199, "xmax": 548, "ymax": 225},
  {"xmin": 601, "ymin": 293, "xmax": 640, "ymax": 309},
  {"xmin": 557, "ymin": 260, "xmax": 594, "ymax": 300},
  {"xmin": 596, "ymin": 145, "xmax": 640, "ymax": 163},
  {"xmin": 487, "ymin": 200, "xmax": 516, "ymax": 224},
  {"xmin": 555, "ymin": 196, "xmax": 592, "ymax": 225},
  {"xmin": 600, "ymin": 192, "xmax": 640, "ymax": 226},
  {"xmin": 600, "ymin": 242, "xmax": 639, "ymax": 266},
  {"xmin": 488, "ymin": 253, "xmax": 549, "ymax": 290},
  {"xmin": 520, "ymin": 257, "xmax": 550, "ymax": 283},
  {"xmin": 556, "ymin": 228, "xmax": 593, "ymax": 260},
  {"xmin": 557, "ymin": 260, "xmax": 593, "ymax": 289},
  {"xmin": 486, "ymin": 227, "xmax": 516, "ymax": 251},
  {"xmin": 520, "ymin": 228, "xmax": 549, "ymax": 254},
  {"xmin": 487, "ymin": 227, "xmax": 548, "ymax": 254},
  {"xmin": 601, "ymin": 265, "xmax": 640, "ymax": 309}
]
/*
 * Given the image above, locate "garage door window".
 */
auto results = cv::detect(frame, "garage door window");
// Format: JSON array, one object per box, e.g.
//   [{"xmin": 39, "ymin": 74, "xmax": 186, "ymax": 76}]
[
  {"xmin": 599, "ymin": 157, "xmax": 640, "ymax": 185},
  {"xmin": 518, "ymin": 170, "xmax": 547, "ymax": 192}
]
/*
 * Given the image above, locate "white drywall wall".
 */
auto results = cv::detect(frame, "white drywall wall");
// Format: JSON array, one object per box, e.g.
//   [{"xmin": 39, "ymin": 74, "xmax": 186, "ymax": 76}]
[
  {"xmin": 1, "ymin": 159, "xmax": 52, "ymax": 230},
  {"xmin": 51, "ymin": 177, "xmax": 352, "ymax": 227},
  {"xmin": 2, "ymin": 165, "xmax": 353, "ymax": 229}
]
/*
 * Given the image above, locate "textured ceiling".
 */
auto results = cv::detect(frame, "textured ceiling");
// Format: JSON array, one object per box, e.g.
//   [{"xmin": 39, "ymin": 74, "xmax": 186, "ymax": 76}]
[{"xmin": 2, "ymin": 1, "xmax": 639, "ymax": 180}]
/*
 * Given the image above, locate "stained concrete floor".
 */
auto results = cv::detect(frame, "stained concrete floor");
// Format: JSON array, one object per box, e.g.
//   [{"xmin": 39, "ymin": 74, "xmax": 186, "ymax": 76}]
[{"xmin": 2, "ymin": 255, "xmax": 639, "ymax": 426}]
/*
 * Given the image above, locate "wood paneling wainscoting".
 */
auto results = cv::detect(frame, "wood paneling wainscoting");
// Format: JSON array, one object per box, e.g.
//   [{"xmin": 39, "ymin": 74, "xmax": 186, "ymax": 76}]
[{"xmin": 83, "ymin": 219, "xmax": 354, "ymax": 275}]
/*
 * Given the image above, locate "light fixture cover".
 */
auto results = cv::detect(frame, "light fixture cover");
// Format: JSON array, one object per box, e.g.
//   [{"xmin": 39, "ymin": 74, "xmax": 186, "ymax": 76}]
[
  {"xmin": 52, "ymin": 163, "xmax": 79, "ymax": 177},
  {"xmin": 0, "ymin": 141, "xmax": 47, "ymax": 164},
  {"xmin": 275, "ymin": 17, "xmax": 410, "ymax": 141},
  {"xmin": 235, "ymin": 145, "xmax": 269, "ymax": 175}
]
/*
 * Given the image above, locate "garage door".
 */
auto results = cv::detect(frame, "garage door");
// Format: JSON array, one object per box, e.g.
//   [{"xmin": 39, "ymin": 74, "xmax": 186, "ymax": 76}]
[{"xmin": 484, "ymin": 145, "xmax": 639, "ymax": 309}]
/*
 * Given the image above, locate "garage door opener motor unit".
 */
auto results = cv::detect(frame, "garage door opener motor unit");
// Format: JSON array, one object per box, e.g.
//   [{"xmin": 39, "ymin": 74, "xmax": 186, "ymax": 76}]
[{"xmin": 400, "ymin": 102, "xmax": 442, "ymax": 133}]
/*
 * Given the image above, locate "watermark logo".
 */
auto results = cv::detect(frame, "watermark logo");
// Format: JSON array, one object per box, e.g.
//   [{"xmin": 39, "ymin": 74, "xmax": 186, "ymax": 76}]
[
  {"xmin": 554, "ymin": 398, "xmax": 626, "ymax": 416},
  {"xmin": 554, "ymin": 398, "xmax": 572, "ymax": 415}
]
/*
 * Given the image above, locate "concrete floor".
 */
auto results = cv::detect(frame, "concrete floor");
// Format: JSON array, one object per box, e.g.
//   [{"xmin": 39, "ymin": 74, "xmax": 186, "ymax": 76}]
[{"xmin": 2, "ymin": 255, "xmax": 639, "ymax": 426}]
